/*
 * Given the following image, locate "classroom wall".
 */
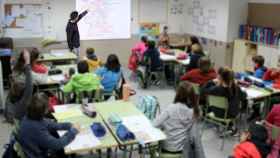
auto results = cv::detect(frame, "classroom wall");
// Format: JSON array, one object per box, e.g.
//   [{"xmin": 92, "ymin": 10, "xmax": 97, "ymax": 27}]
[
  {"xmin": 248, "ymin": 3, "xmax": 280, "ymax": 30},
  {"xmin": 8, "ymin": 0, "xmax": 248, "ymax": 68},
  {"xmin": 227, "ymin": 0, "xmax": 248, "ymax": 42}
]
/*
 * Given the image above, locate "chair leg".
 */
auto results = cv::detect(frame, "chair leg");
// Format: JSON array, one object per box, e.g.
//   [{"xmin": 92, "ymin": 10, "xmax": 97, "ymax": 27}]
[
  {"xmin": 221, "ymin": 126, "xmax": 225, "ymax": 150},
  {"xmin": 201, "ymin": 121, "xmax": 207, "ymax": 137}
]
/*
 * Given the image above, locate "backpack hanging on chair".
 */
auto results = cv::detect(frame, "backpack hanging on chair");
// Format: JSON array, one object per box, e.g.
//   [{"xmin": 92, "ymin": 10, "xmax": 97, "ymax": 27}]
[{"xmin": 136, "ymin": 96, "xmax": 160, "ymax": 121}]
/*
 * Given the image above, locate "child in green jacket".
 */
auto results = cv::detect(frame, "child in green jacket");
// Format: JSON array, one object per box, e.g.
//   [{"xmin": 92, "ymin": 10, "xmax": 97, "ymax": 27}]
[{"xmin": 63, "ymin": 60, "xmax": 101, "ymax": 94}]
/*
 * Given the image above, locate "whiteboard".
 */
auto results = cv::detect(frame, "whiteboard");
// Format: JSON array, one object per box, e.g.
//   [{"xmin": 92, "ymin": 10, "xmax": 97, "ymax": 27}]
[
  {"xmin": 76, "ymin": 0, "xmax": 131, "ymax": 40},
  {"xmin": 185, "ymin": 0, "xmax": 229, "ymax": 42},
  {"xmin": 139, "ymin": 0, "xmax": 168, "ymax": 23}
]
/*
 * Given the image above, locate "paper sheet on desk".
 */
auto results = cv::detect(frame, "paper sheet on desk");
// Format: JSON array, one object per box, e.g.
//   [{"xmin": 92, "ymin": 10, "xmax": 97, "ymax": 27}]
[
  {"xmin": 53, "ymin": 108, "xmax": 83, "ymax": 120},
  {"xmin": 58, "ymin": 129, "xmax": 100, "ymax": 152},
  {"xmin": 50, "ymin": 49, "xmax": 69, "ymax": 55},
  {"xmin": 241, "ymin": 88, "xmax": 264, "ymax": 98},
  {"xmin": 122, "ymin": 115, "xmax": 166, "ymax": 143},
  {"xmin": 160, "ymin": 54, "xmax": 176, "ymax": 61},
  {"xmin": 49, "ymin": 75, "xmax": 65, "ymax": 82}
]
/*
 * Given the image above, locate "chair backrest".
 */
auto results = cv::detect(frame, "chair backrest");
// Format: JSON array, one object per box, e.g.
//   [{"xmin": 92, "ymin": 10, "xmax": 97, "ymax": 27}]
[
  {"xmin": 271, "ymin": 125, "xmax": 280, "ymax": 141},
  {"xmin": 77, "ymin": 89, "xmax": 102, "ymax": 103},
  {"xmin": 207, "ymin": 95, "xmax": 229, "ymax": 110}
]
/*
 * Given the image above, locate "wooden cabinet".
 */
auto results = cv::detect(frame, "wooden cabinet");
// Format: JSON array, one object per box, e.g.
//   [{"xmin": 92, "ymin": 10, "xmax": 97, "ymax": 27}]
[{"xmin": 232, "ymin": 39, "xmax": 280, "ymax": 72}]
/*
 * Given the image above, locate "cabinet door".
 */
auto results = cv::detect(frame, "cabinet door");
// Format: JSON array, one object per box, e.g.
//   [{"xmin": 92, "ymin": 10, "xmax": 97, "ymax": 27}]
[{"xmin": 233, "ymin": 40, "xmax": 252, "ymax": 72}]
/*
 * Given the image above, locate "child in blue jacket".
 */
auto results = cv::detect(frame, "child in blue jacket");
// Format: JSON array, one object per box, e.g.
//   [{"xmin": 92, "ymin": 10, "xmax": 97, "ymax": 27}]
[
  {"xmin": 95, "ymin": 54, "xmax": 122, "ymax": 99},
  {"xmin": 252, "ymin": 55, "xmax": 267, "ymax": 79}
]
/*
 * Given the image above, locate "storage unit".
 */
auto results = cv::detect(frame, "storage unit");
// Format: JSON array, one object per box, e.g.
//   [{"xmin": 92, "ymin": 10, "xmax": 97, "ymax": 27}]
[{"xmin": 232, "ymin": 39, "xmax": 280, "ymax": 72}]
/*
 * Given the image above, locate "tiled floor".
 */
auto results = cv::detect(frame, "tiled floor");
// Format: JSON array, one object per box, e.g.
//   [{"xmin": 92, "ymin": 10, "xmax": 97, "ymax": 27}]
[{"xmin": 0, "ymin": 72, "xmax": 238, "ymax": 157}]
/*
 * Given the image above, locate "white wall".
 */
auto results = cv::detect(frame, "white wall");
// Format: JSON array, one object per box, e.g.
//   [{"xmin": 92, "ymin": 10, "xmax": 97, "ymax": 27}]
[{"xmin": 227, "ymin": 0, "xmax": 248, "ymax": 42}]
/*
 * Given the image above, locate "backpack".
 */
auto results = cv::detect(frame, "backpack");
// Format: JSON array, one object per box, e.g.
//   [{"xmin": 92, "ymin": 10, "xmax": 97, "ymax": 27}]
[
  {"xmin": 136, "ymin": 96, "xmax": 159, "ymax": 120},
  {"xmin": 128, "ymin": 52, "xmax": 138, "ymax": 72}
]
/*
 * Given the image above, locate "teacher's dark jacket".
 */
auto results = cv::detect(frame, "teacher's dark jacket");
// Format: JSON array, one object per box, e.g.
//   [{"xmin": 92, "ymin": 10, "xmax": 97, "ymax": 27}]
[{"xmin": 66, "ymin": 10, "xmax": 88, "ymax": 51}]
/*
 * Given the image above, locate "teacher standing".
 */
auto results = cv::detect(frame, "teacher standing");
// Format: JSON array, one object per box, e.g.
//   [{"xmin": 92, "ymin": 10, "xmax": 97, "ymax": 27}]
[{"xmin": 66, "ymin": 9, "xmax": 88, "ymax": 58}]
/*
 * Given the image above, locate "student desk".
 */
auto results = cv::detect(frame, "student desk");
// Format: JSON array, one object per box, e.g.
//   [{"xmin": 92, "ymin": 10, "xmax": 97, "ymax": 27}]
[
  {"xmin": 241, "ymin": 86, "xmax": 277, "ymax": 118},
  {"xmin": 94, "ymin": 100, "xmax": 166, "ymax": 157},
  {"xmin": 160, "ymin": 49, "xmax": 190, "ymax": 88},
  {"xmin": 37, "ymin": 64, "xmax": 77, "ymax": 101},
  {"xmin": 53, "ymin": 104, "xmax": 118, "ymax": 155},
  {"xmin": 38, "ymin": 52, "xmax": 77, "ymax": 64}
]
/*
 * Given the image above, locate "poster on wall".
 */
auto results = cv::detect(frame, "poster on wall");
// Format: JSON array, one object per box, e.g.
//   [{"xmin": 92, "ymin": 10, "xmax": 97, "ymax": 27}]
[
  {"xmin": 3, "ymin": 3, "xmax": 44, "ymax": 38},
  {"xmin": 185, "ymin": 0, "xmax": 229, "ymax": 42},
  {"xmin": 139, "ymin": 23, "xmax": 160, "ymax": 38}
]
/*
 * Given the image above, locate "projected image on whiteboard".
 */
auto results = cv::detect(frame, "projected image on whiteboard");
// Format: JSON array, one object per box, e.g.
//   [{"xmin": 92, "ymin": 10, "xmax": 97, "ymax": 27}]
[{"xmin": 76, "ymin": 0, "xmax": 131, "ymax": 40}]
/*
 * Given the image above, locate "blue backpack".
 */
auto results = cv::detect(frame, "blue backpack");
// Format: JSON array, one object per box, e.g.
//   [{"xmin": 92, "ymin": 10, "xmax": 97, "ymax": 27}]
[{"xmin": 136, "ymin": 96, "xmax": 159, "ymax": 121}]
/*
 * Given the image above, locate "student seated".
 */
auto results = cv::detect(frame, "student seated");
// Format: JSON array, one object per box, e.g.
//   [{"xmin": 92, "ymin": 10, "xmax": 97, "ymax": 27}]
[
  {"xmin": 232, "ymin": 123, "xmax": 271, "ymax": 158},
  {"xmin": 19, "ymin": 93, "xmax": 79, "ymax": 158},
  {"xmin": 180, "ymin": 57, "xmax": 216, "ymax": 86},
  {"xmin": 252, "ymin": 55, "xmax": 267, "ymax": 79},
  {"xmin": 153, "ymin": 82, "xmax": 203, "ymax": 154},
  {"xmin": 187, "ymin": 44, "xmax": 205, "ymax": 71},
  {"xmin": 202, "ymin": 67, "xmax": 246, "ymax": 121},
  {"xmin": 86, "ymin": 47, "xmax": 102, "ymax": 72},
  {"xmin": 131, "ymin": 36, "xmax": 148, "ymax": 61},
  {"xmin": 186, "ymin": 36, "xmax": 200, "ymax": 54},
  {"xmin": 143, "ymin": 40, "xmax": 162, "ymax": 72},
  {"xmin": 5, "ymin": 49, "xmax": 33, "ymax": 122},
  {"xmin": 63, "ymin": 60, "xmax": 100, "ymax": 94},
  {"xmin": 12, "ymin": 49, "xmax": 47, "ymax": 85},
  {"xmin": 30, "ymin": 48, "xmax": 48, "ymax": 74},
  {"xmin": 266, "ymin": 104, "xmax": 280, "ymax": 127},
  {"xmin": 95, "ymin": 54, "xmax": 122, "ymax": 98},
  {"xmin": 263, "ymin": 67, "xmax": 280, "ymax": 88}
]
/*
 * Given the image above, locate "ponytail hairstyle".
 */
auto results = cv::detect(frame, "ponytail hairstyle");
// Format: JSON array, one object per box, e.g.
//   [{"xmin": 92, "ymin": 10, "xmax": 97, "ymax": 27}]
[
  {"xmin": 174, "ymin": 81, "xmax": 200, "ymax": 119},
  {"xmin": 218, "ymin": 67, "xmax": 237, "ymax": 96}
]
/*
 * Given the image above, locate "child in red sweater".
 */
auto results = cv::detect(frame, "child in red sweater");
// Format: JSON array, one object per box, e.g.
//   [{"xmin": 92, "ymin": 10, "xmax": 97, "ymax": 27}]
[
  {"xmin": 263, "ymin": 68, "xmax": 280, "ymax": 89},
  {"xmin": 180, "ymin": 57, "xmax": 216, "ymax": 86},
  {"xmin": 30, "ymin": 48, "xmax": 48, "ymax": 74}
]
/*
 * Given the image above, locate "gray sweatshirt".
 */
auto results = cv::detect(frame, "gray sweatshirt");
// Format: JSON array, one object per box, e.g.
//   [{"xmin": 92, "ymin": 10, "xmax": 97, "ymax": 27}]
[{"xmin": 153, "ymin": 103, "xmax": 194, "ymax": 152}]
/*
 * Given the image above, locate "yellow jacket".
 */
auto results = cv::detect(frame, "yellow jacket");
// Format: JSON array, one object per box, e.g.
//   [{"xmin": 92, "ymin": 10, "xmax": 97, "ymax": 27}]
[{"xmin": 87, "ymin": 59, "xmax": 102, "ymax": 72}]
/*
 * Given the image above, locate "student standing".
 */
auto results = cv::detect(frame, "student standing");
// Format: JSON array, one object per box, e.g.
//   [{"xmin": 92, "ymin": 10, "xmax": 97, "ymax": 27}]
[
  {"xmin": 66, "ymin": 10, "xmax": 88, "ymax": 58},
  {"xmin": 158, "ymin": 26, "xmax": 170, "ymax": 48}
]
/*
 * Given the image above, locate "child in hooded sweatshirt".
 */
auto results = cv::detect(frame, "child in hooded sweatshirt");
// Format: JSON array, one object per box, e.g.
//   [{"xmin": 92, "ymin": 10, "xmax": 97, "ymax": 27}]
[
  {"xmin": 63, "ymin": 60, "xmax": 100, "ymax": 94},
  {"xmin": 86, "ymin": 47, "xmax": 102, "ymax": 72}
]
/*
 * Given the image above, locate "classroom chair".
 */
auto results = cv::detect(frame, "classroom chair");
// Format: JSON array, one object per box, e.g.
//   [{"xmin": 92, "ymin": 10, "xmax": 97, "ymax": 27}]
[
  {"xmin": 271, "ymin": 125, "xmax": 280, "ymax": 141},
  {"xmin": 202, "ymin": 95, "xmax": 237, "ymax": 150},
  {"xmin": 14, "ymin": 142, "xmax": 26, "ymax": 158},
  {"xmin": 136, "ymin": 57, "xmax": 164, "ymax": 89},
  {"xmin": 64, "ymin": 89, "xmax": 102, "ymax": 104}
]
